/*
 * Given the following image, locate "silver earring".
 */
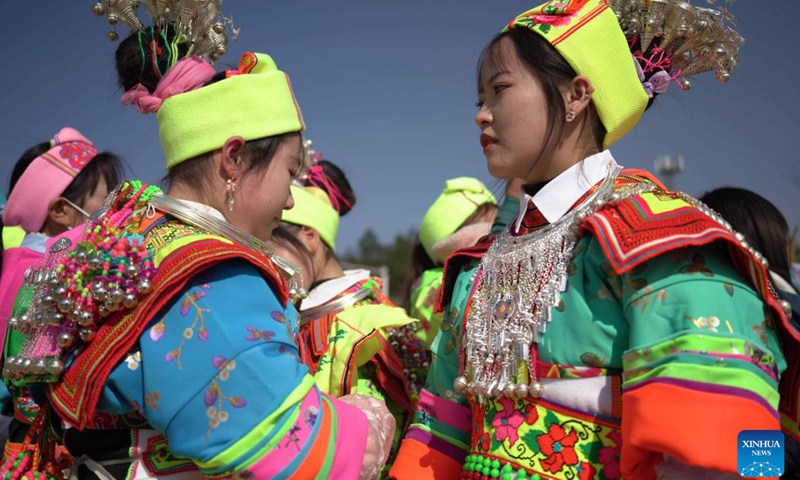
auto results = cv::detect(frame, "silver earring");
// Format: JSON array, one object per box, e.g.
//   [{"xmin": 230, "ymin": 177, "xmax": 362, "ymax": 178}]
[
  {"xmin": 226, "ymin": 178, "xmax": 236, "ymax": 212},
  {"xmin": 566, "ymin": 110, "xmax": 576, "ymax": 122}
]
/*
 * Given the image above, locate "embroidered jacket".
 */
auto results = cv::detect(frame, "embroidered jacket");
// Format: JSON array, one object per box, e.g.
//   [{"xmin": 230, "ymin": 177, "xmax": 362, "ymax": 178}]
[
  {"xmin": 4, "ymin": 186, "xmax": 373, "ymax": 479},
  {"xmin": 390, "ymin": 152, "xmax": 797, "ymax": 480}
]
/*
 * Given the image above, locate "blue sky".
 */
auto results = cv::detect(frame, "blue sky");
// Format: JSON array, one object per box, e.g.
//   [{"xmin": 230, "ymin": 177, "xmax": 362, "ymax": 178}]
[{"xmin": 1, "ymin": 1, "xmax": 799, "ymax": 252}]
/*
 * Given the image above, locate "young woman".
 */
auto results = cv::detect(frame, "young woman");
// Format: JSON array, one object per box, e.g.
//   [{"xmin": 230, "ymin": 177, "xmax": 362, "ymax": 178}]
[
  {"xmin": 0, "ymin": 8, "xmax": 393, "ymax": 480},
  {"xmin": 405, "ymin": 177, "xmax": 497, "ymax": 348},
  {"xmin": 0, "ymin": 129, "xmax": 123, "ymax": 455},
  {"xmin": 391, "ymin": 1, "xmax": 798, "ymax": 479},
  {"xmin": 269, "ymin": 159, "xmax": 421, "ymax": 475}
]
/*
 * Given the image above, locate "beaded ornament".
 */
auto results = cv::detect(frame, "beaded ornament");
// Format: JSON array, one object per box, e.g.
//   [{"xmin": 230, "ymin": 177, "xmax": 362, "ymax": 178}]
[{"xmin": 4, "ymin": 181, "xmax": 161, "ymax": 383}]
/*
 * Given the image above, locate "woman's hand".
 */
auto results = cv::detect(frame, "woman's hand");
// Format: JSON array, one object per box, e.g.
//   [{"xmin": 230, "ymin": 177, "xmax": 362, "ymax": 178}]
[{"xmin": 338, "ymin": 394, "xmax": 397, "ymax": 480}]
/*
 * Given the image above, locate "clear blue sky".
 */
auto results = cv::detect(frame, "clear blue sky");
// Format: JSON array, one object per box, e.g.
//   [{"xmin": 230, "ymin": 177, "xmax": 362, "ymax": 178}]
[{"xmin": 1, "ymin": 1, "xmax": 799, "ymax": 253}]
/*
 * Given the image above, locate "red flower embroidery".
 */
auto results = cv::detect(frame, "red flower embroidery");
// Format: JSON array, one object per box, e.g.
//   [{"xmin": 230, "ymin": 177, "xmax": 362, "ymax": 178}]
[
  {"xmin": 577, "ymin": 461, "xmax": 597, "ymax": 480},
  {"xmin": 59, "ymin": 143, "xmax": 97, "ymax": 170},
  {"xmin": 598, "ymin": 430, "xmax": 622, "ymax": 479},
  {"xmin": 480, "ymin": 432, "xmax": 491, "ymax": 451},
  {"xmin": 524, "ymin": 403, "xmax": 540, "ymax": 425},
  {"xmin": 491, "ymin": 397, "xmax": 525, "ymax": 445},
  {"xmin": 537, "ymin": 423, "xmax": 580, "ymax": 473}
]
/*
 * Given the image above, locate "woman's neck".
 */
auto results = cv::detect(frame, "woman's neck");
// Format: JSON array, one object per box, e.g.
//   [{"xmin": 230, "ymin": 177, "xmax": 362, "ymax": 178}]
[{"xmin": 316, "ymin": 256, "xmax": 345, "ymax": 284}]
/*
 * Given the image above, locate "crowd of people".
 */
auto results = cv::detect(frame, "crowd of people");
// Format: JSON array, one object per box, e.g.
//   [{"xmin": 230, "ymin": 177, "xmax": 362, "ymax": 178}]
[{"xmin": 0, "ymin": 0, "xmax": 798, "ymax": 479}]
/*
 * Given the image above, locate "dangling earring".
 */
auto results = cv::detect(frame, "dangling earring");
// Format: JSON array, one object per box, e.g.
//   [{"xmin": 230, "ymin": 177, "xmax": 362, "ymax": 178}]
[
  {"xmin": 565, "ymin": 110, "xmax": 576, "ymax": 122},
  {"xmin": 226, "ymin": 178, "xmax": 236, "ymax": 212}
]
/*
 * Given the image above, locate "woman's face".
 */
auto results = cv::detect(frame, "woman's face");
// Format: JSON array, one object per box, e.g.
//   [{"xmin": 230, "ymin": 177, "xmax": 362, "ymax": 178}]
[
  {"xmin": 62, "ymin": 176, "xmax": 110, "ymax": 230},
  {"xmin": 475, "ymin": 37, "xmax": 550, "ymax": 182},
  {"xmin": 270, "ymin": 241, "xmax": 314, "ymax": 289},
  {"xmin": 233, "ymin": 136, "xmax": 302, "ymax": 242}
]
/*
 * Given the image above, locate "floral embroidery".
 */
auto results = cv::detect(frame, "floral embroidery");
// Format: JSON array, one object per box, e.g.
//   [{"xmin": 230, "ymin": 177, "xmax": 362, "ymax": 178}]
[
  {"xmin": 523, "ymin": 404, "xmax": 539, "ymax": 425},
  {"xmin": 630, "ymin": 285, "xmax": 667, "ymax": 313},
  {"xmin": 579, "ymin": 352, "xmax": 606, "ymax": 368},
  {"xmin": 145, "ymin": 391, "xmax": 160, "ymax": 411},
  {"xmin": 60, "ymin": 142, "xmax": 97, "ymax": 169},
  {"xmin": 245, "ymin": 326, "xmax": 275, "ymax": 342},
  {"xmin": 511, "ymin": 0, "xmax": 590, "ymax": 34},
  {"xmin": 439, "ymin": 306, "xmax": 461, "ymax": 355},
  {"xmin": 126, "ymin": 351, "xmax": 142, "ymax": 370},
  {"xmin": 492, "ymin": 397, "xmax": 525, "ymax": 445},
  {"xmin": 537, "ymin": 423, "xmax": 580, "ymax": 473},
  {"xmin": 687, "ymin": 315, "xmax": 720, "ymax": 332},
  {"xmin": 472, "ymin": 397, "xmax": 617, "ymax": 478},
  {"xmin": 204, "ymin": 355, "xmax": 247, "ymax": 443},
  {"xmin": 679, "ymin": 253, "xmax": 714, "ymax": 277},
  {"xmin": 597, "ymin": 430, "xmax": 622, "ymax": 479},
  {"xmin": 304, "ymin": 406, "xmax": 319, "ymax": 428},
  {"xmin": 577, "ymin": 461, "xmax": 598, "ymax": 480},
  {"xmin": 592, "ymin": 263, "xmax": 647, "ymax": 301},
  {"xmin": 161, "ymin": 284, "xmax": 212, "ymax": 369}
]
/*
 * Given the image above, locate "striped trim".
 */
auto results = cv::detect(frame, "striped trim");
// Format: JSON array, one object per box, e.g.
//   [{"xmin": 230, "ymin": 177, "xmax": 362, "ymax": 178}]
[
  {"xmin": 551, "ymin": 2, "xmax": 608, "ymax": 46},
  {"xmin": 417, "ymin": 389, "xmax": 471, "ymax": 433},
  {"xmin": 40, "ymin": 152, "xmax": 79, "ymax": 177},
  {"xmin": 406, "ymin": 427, "xmax": 469, "ymax": 463}
]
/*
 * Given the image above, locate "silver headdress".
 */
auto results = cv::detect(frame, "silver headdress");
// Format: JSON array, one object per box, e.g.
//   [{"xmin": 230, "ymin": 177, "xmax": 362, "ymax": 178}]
[
  {"xmin": 608, "ymin": 0, "xmax": 743, "ymax": 90},
  {"xmin": 91, "ymin": 0, "xmax": 239, "ymax": 63}
]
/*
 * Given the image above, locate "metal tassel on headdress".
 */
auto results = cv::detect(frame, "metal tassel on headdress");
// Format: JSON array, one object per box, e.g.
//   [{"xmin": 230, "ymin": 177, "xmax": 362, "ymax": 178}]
[
  {"xmin": 607, "ymin": 0, "xmax": 743, "ymax": 90},
  {"xmin": 91, "ymin": 0, "xmax": 240, "ymax": 63}
]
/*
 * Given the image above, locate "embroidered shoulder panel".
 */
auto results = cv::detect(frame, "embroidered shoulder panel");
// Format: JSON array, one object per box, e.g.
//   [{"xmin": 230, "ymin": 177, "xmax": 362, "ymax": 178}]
[{"xmin": 48, "ymin": 228, "xmax": 288, "ymax": 430}]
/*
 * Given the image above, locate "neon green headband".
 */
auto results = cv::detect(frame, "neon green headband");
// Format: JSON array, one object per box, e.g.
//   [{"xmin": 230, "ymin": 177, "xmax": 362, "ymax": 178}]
[
  {"xmin": 157, "ymin": 52, "xmax": 305, "ymax": 169},
  {"xmin": 419, "ymin": 177, "xmax": 497, "ymax": 261},
  {"xmin": 282, "ymin": 185, "xmax": 340, "ymax": 252},
  {"xmin": 504, "ymin": 0, "xmax": 648, "ymax": 147}
]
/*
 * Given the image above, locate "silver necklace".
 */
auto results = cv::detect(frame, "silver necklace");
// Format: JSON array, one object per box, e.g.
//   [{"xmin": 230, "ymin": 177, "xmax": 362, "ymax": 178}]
[
  {"xmin": 455, "ymin": 165, "xmax": 627, "ymax": 402},
  {"xmin": 148, "ymin": 194, "xmax": 308, "ymax": 302}
]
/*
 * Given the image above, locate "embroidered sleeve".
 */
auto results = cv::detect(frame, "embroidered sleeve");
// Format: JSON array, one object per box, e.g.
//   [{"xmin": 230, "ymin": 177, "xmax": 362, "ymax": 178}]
[
  {"xmin": 391, "ymin": 268, "xmax": 474, "ymax": 480},
  {"xmin": 101, "ymin": 259, "xmax": 369, "ymax": 479},
  {"xmin": 586, "ymin": 240, "xmax": 786, "ymax": 478}
]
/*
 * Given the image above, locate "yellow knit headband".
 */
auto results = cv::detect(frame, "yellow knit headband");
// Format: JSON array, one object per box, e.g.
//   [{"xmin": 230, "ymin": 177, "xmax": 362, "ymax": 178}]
[
  {"xmin": 504, "ymin": 0, "xmax": 648, "ymax": 147},
  {"xmin": 157, "ymin": 52, "xmax": 305, "ymax": 169}
]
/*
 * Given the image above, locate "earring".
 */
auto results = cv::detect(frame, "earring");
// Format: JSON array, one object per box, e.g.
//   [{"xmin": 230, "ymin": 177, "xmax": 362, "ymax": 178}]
[
  {"xmin": 566, "ymin": 110, "xmax": 576, "ymax": 122},
  {"xmin": 226, "ymin": 178, "xmax": 236, "ymax": 212}
]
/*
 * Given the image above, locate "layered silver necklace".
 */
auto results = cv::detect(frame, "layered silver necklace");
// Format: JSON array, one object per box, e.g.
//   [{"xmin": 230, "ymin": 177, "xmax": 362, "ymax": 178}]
[
  {"xmin": 455, "ymin": 165, "xmax": 626, "ymax": 402},
  {"xmin": 148, "ymin": 194, "xmax": 308, "ymax": 302}
]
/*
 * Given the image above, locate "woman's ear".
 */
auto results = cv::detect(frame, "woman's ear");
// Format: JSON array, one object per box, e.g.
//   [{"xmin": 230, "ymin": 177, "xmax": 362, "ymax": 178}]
[
  {"xmin": 46, "ymin": 197, "xmax": 74, "ymax": 229},
  {"xmin": 299, "ymin": 226, "xmax": 322, "ymax": 255},
  {"xmin": 564, "ymin": 75, "xmax": 595, "ymax": 119},
  {"xmin": 219, "ymin": 136, "xmax": 247, "ymax": 181}
]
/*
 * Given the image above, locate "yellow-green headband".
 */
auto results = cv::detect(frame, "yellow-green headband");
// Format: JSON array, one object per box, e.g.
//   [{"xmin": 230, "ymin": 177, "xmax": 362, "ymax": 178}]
[
  {"xmin": 505, "ymin": 0, "xmax": 648, "ymax": 147},
  {"xmin": 282, "ymin": 185, "xmax": 340, "ymax": 252},
  {"xmin": 157, "ymin": 52, "xmax": 305, "ymax": 169}
]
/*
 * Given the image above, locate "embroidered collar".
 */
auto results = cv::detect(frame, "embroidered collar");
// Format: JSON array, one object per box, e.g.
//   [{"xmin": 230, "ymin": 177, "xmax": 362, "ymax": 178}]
[
  {"xmin": 514, "ymin": 150, "xmax": 620, "ymax": 232},
  {"xmin": 300, "ymin": 269, "xmax": 371, "ymax": 311}
]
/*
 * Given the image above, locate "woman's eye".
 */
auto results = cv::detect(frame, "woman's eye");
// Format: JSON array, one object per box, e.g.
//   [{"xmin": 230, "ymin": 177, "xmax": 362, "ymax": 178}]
[{"xmin": 493, "ymin": 84, "xmax": 508, "ymax": 94}]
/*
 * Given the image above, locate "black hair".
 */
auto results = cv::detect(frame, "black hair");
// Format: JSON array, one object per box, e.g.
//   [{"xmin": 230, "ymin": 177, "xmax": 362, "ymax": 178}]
[
  {"xmin": 115, "ymin": 25, "xmax": 191, "ymax": 93},
  {"xmin": 477, "ymin": 28, "xmax": 665, "ymax": 174},
  {"xmin": 699, "ymin": 187, "xmax": 793, "ymax": 285},
  {"xmin": 114, "ymin": 25, "xmax": 302, "ymax": 194},
  {"xmin": 271, "ymin": 222, "xmax": 316, "ymax": 283},
  {"xmin": 478, "ymin": 28, "xmax": 606, "ymax": 169},
  {"xmin": 1, "ymin": 141, "xmax": 124, "ymax": 265},
  {"xmin": 8, "ymin": 144, "xmax": 123, "ymax": 216},
  {"xmin": 298, "ymin": 160, "xmax": 357, "ymax": 217}
]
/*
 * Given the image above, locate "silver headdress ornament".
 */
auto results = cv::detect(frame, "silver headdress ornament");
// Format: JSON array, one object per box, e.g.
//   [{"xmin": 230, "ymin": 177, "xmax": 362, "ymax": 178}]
[
  {"xmin": 91, "ymin": 0, "xmax": 240, "ymax": 63},
  {"xmin": 608, "ymin": 0, "xmax": 743, "ymax": 90}
]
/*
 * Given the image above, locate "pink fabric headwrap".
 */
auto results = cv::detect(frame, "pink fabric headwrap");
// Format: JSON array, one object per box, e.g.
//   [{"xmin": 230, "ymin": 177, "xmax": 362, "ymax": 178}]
[
  {"xmin": 3, "ymin": 127, "xmax": 98, "ymax": 233},
  {"xmin": 121, "ymin": 56, "xmax": 216, "ymax": 114}
]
